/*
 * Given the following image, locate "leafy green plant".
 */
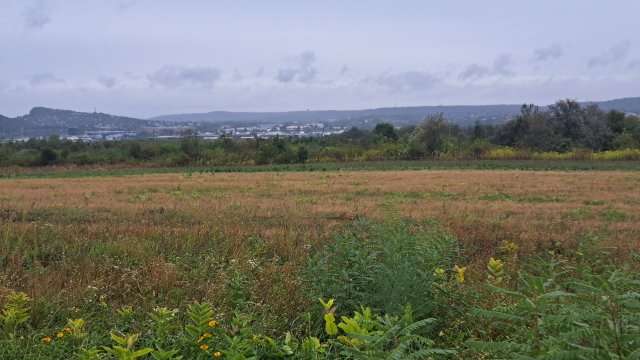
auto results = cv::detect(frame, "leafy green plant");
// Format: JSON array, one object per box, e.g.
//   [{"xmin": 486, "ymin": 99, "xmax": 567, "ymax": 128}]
[
  {"xmin": 103, "ymin": 333, "xmax": 153, "ymax": 360},
  {"xmin": 151, "ymin": 346, "xmax": 183, "ymax": 360},
  {"xmin": 185, "ymin": 302, "xmax": 216, "ymax": 341},
  {"xmin": 66, "ymin": 318, "xmax": 87, "ymax": 340},
  {"xmin": 149, "ymin": 307, "xmax": 178, "ymax": 338},
  {"xmin": 466, "ymin": 262, "xmax": 640, "ymax": 358},
  {"xmin": 75, "ymin": 347, "xmax": 103, "ymax": 360},
  {"xmin": 322, "ymin": 299, "xmax": 456, "ymax": 359},
  {"xmin": 486, "ymin": 258, "xmax": 505, "ymax": 286},
  {"xmin": 0, "ymin": 292, "xmax": 30, "ymax": 339}
]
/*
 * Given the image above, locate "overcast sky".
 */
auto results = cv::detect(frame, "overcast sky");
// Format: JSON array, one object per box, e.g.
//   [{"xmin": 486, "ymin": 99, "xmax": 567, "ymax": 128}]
[{"xmin": 1, "ymin": 0, "xmax": 639, "ymax": 118}]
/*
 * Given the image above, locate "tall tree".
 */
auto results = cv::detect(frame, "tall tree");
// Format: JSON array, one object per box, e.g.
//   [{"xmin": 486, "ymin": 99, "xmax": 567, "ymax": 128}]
[
  {"xmin": 373, "ymin": 122, "xmax": 398, "ymax": 142},
  {"xmin": 409, "ymin": 113, "xmax": 451, "ymax": 157}
]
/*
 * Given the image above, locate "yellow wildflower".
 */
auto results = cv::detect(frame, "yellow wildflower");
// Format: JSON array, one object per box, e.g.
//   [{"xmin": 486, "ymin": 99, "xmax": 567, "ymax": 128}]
[
  {"xmin": 434, "ymin": 268, "xmax": 446, "ymax": 277},
  {"xmin": 454, "ymin": 265, "xmax": 467, "ymax": 283},
  {"xmin": 41, "ymin": 337, "xmax": 52, "ymax": 343},
  {"xmin": 208, "ymin": 320, "xmax": 218, "ymax": 327},
  {"xmin": 56, "ymin": 332, "xmax": 65, "ymax": 339},
  {"xmin": 63, "ymin": 327, "xmax": 73, "ymax": 334},
  {"xmin": 214, "ymin": 351, "xmax": 222, "ymax": 357},
  {"xmin": 200, "ymin": 344, "xmax": 209, "ymax": 350},
  {"xmin": 203, "ymin": 333, "xmax": 212, "ymax": 338}
]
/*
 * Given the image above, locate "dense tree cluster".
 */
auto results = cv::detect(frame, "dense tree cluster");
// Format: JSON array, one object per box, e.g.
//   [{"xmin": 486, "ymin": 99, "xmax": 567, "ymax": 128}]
[{"xmin": 0, "ymin": 99, "xmax": 639, "ymax": 167}]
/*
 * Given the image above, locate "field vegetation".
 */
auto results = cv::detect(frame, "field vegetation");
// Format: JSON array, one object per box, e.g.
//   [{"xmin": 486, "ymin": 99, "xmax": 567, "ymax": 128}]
[{"xmin": 1, "ymin": 169, "xmax": 639, "ymax": 358}]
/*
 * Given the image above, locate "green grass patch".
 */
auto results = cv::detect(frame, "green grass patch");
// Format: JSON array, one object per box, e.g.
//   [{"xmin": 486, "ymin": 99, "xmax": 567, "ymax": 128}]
[
  {"xmin": 479, "ymin": 192, "xmax": 563, "ymax": 203},
  {"xmin": 3, "ymin": 160, "xmax": 640, "ymax": 180},
  {"xmin": 583, "ymin": 199, "xmax": 606, "ymax": 206},
  {"xmin": 601, "ymin": 208, "xmax": 628, "ymax": 221}
]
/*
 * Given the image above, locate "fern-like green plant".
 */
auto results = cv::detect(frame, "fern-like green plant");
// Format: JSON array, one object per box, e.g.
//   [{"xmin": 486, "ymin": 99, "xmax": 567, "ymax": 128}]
[
  {"xmin": 326, "ymin": 301, "xmax": 456, "ymax": 359},
  {"xmin": 149, "ymin": 307, "xmax": 178, "ymax": 338},
  {"xmin": 466, "ymin": 262, "xmax": 640, "ymax": 359},
  {"xmin": 185, "ymin": 302, "xmax": 215, "ymax": 340},
  {"xmin": 103, "ymin": 333, "xmax": 153, "ymax": 360},
  {"xmin": 0, "ymin": 291, "xmax": 30, "ymax": 339},
  {"xmin": 151, "ymin": 346, "xmax": 183, "ymax": 360}
]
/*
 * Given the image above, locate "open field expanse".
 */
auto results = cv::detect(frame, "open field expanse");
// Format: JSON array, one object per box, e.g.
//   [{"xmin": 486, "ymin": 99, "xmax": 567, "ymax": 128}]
[
  {"xmin": 2, "ymin": 170, "xmax": 639, "ymax": 303},
  {"xmin": 1, "ymin": 169, "xmax": 639, "ymax": 358}
]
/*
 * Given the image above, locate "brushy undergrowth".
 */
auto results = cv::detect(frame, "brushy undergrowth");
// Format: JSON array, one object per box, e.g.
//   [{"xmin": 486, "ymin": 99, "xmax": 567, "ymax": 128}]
[
  {"xmin": 0, "ymin": 217, "xmax": 639, "ymax": 359},
  {"xmin": 304, "ymin": 216, "xmax": 461, "ymax": 318}
]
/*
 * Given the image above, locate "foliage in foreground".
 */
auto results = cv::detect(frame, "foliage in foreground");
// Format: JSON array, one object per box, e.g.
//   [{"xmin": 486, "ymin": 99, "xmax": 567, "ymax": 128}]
[
  {"xmin": 467, "ymin": 262, "xmax": 640, "ymax": 359},
  {"xmin": 0, "ymin": 218, "xmax": 639, "ymax": 359}
]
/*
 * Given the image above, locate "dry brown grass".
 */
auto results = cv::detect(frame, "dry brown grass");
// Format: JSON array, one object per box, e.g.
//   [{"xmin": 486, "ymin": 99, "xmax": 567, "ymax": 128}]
[{"xmin": 1, "ymin": 170, "xmax": 639, "ymax": 328}]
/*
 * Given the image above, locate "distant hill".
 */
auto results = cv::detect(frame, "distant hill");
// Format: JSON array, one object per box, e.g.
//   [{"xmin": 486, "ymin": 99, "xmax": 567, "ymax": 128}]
[
  {"xmin": 150, "ymin": 104, "xmax": 524, "ymax": 128},
  {"xmin": 150, "ymin": 97, "xmax": 640, "ymax": 129},
  {"xmin": 2, "ymin": 97, "xmax": 639, "ymax": 139},
  {"xmin": 588, "ymin": 97, "xmax": 640, "ymax": 114},
  {"xmin": 0, "ymin": 107, "xmax": 158, "ymax": 138}
]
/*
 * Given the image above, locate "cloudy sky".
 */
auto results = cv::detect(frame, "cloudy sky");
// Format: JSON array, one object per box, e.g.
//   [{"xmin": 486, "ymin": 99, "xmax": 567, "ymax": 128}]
[{"xmin": 1, "ymin": 0, "xmax": 639, "ymax": 118}]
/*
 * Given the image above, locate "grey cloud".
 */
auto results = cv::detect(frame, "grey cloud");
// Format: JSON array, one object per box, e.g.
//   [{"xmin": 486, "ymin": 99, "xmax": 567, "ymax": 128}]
[
  {"xmin": 275, "ymin": 51, "xmax": 317, "ymax": 83},
  {"xmin": 459, "ymin": 53, "xmax": 515, "ymax": 80},
  {"xmin": 374, "ymin": 71, "xmax": 440, "ymax": 92},
  {"xmin": 628, "ymin": 60, "xmax": 640, "ymax": 69},
  {"xmin": 459, "ymin": 64, "xmax": 491, "ymax": 80},
  {"xmin": 98, "ymin": 75, "xmax": 118, "ymax": 88},
  {"xmin": 340, "ymin": 65, "xmax": 350, "ymax": 75},
  {"xmin": 492, "ymin": 54, "xmax": 515, "ymax": 76},
  {"xmin": 276, "ymin": 68, "xmax": 296, "ymax": 83},
  {"xmin": 22, "ymin": 0, "xmax": 52, "ymax": 30},
  {"xmin": 588, "ymin": 41, "xmax": 631, "ymax": 67},
  {"xmin": 533, "ymin": 44, "xmax": 563, "ymax": 62},
  {"xmin": 148, "ymin": 65, "xmax": 221, "ymax": 88},
  {"xmin": 232, "ymin": 69, "xmax": 244, "ymax": 81},
  {"xmin": 29, "ymin": 72, "xmax": 64, "ymax": 87},
  {"xmin": 116, "ymin": 0, "xmax": 137, "ymax": 13}
]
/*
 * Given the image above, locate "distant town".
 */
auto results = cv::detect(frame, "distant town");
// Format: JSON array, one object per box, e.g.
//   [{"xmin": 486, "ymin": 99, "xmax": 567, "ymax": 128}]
[{"xmin": 2, "ymin": 122, "xmax": 350, "ymax": 143}]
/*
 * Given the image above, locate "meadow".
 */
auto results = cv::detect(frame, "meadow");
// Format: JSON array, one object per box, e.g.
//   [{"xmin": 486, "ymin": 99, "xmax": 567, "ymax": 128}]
[{"xmin": 1, "ymin": 168, "xmax": 639, "ymax": 358}]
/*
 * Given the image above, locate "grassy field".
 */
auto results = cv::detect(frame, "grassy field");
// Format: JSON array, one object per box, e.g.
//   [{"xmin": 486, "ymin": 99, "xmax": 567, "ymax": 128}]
[
  {"xmin": 2, "ymin": 159, "xmax": 640, "ymax": 180},
  {"xmin": 1, "ymin": 168, "xmax": 639, "ymax": 358}
]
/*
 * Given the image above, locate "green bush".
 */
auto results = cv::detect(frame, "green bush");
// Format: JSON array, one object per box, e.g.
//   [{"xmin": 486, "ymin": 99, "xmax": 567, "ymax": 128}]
[{"xmin": 304, "ymin": 217, "xmax": 460, "ymax": 318}]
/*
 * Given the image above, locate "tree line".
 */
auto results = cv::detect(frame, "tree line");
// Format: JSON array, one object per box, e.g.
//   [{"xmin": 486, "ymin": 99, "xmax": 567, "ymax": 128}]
[{"xmin": 1, "ymin": 99, "xmax": 639, "ymax": 167}]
